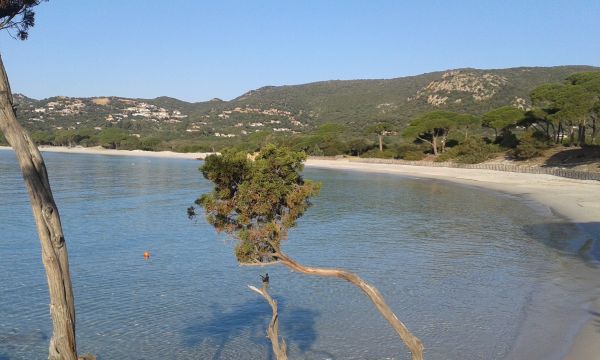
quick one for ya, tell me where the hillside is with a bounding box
[12,65,598,142]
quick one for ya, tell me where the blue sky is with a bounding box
[0,0,598,102]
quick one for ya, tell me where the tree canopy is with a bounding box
[367,122,393,151]
[482,106,526,137]
[402,111,477,155]
[197,144,320,264]
[530,72,600,144]
[195,145,424,359]
[0,0,45,39]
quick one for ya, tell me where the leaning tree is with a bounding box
[194,144,424,360]
[0,1,79,359]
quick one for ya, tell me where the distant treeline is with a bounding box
[3,71,599,164]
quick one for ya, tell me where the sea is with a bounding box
[0,149,598,359]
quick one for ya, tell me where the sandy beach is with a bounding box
[2,146,598,358]
[305,158,600,360]
[0,145,211,160]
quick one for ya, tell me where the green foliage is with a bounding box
[138,137,162,151]
[98,128,128,149]
[346,138,374,156]
[403,111,477,155]
[403,111,457,139]
[315,123,347,135]
[396,144,426,160]
[233,131,273,153]
[13,66,597,155]
[171,143,210,153]
[512,132,549,160]
[0,1,46,40]
[566,72,600,89]
[367,123,392,134]
[197,145,321,264]
[455,114,481,138]
[361,148,396,159]
[530,72,600,146]
[436,137,500,164]
[11,68,600,158]
[482,107,526,135]
[288,124,353,156]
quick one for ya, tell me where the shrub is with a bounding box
[513,142,542,160]
[139,137,162,151]
[396,144,426,160]
[512,132,550,160]
[361,148,396,159]
[401,151,426,161]
[436,137,500,164]
[497,130,519,148]
[171,143,212,153]
[307,145,324,156]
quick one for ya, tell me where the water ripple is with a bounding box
[0,151,598,359]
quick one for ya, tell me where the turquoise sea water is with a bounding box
[0,149,598,360]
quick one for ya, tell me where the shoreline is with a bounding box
[2,146,598,358]
[0,145,211,160]
[304,158,600,234]
[305,158,600,360]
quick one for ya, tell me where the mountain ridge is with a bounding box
[11,65,599,143]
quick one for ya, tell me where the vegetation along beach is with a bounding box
[1,1,599,359]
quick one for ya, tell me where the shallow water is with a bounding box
[0,150,598,360]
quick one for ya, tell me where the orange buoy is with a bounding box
[143,251,150,259]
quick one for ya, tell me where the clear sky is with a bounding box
[0,0,598,102]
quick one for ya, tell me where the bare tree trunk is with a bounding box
[578,124,585,146]
[568,125,575,145]
[591,115,597,144]
[274,251,424,360]
[432,136,438,156]
[440,129,449,153]
[248,283,287,360]
[0,54,78,360]
[378,134,383,152]
[548,122,555,143]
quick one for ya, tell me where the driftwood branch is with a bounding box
[248,284,288,360]
[0,53,78,360]
[274,251,424,360]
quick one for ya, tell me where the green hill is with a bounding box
[10,65,598,149]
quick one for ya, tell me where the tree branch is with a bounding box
[416,136,432,146]
[273,251,424,360]
[248,284,288,360]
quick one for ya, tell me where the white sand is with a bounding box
[306,158,600,360]
[0,145,212,160]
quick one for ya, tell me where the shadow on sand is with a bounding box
[542,146,600,170]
